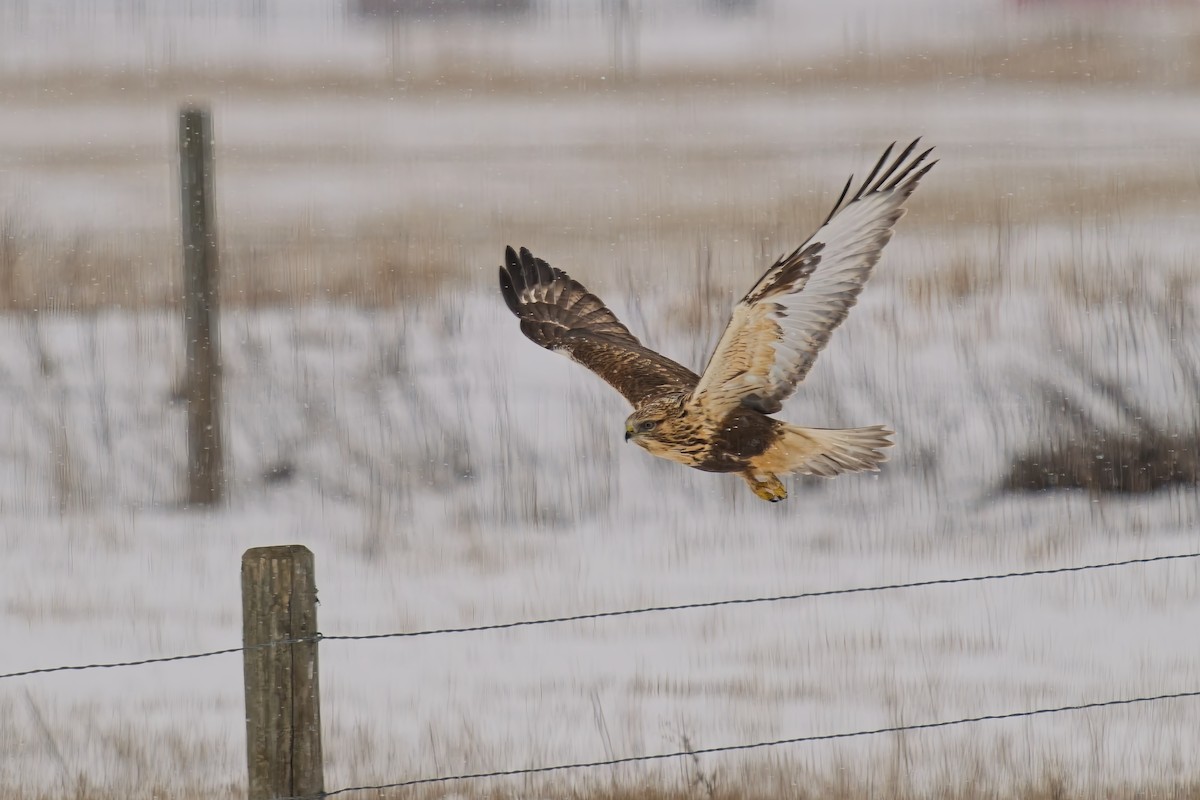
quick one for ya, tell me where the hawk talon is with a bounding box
[746,474,788,503]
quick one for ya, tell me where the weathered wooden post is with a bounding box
[178,106,224,506]
[242,546,324,800]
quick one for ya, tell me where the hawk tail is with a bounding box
[764,423,893,478]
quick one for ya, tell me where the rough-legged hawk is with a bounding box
[500,140,934,501]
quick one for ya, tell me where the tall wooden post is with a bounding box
[178,106,224,506]
[242,546,324,800]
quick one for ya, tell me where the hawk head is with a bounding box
[624,394,692,455]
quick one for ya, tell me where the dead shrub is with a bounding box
[1005,430,1199,494]
[1004,374,1200,494]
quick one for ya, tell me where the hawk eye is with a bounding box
[638,420,658,433]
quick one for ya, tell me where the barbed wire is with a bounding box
[312,688,1200,798]
[321,550,1200,643]
[4,551,1198,682]
[0,635,316,681]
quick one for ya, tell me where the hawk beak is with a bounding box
[624,430,632,442]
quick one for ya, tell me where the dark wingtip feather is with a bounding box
[501,245,564,315]
[822,174,855,227]
[515,245,556,288]
[886,146,936,191]
[499,265,521,316]
[504,245,527,293]
[819,139,935,229]
[853,141,895,202]
[897,159,938,197]
[533,254,554,285]
[518,246,540,288]
[870,138,921,193]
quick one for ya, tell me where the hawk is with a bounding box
[499,140,934,501]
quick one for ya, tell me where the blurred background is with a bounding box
[2,1,1200,798]
[2,0,1198,309]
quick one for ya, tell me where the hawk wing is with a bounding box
[499,246,699,407]
[688,139,936,417]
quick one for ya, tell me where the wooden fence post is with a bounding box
[242,546,324,800]
[178,106,224,506]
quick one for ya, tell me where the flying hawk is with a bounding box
[499,140,934,501]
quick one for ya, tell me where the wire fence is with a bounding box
[5,550,1197,681]
[310,688,1200,798]
[5,549,1200,798]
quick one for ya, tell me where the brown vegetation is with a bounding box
[1,158,1196,313]
[1006,429,1200,494]
[8,775,1200,800]
[1004,388,1200,495]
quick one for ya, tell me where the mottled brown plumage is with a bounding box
[498,248,697,406]
[499,140,935,501]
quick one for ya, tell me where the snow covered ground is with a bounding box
[3,1,1200,798]
[2,287,1199,796]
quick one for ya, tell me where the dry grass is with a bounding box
[1004,372,1200,494]
[1005,432,1200,494]
[6,774,1200,800]
[0,221,460,311]
[401,780,1200,800]
[2,158,1197,313]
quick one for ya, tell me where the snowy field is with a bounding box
[3,2,1200,798]
[3,296,1200,797]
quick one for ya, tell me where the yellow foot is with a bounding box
[744,473,787,502]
